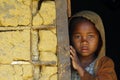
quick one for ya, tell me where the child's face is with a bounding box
[71,21,99,57]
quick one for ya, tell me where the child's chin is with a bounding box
[80,52,90,56]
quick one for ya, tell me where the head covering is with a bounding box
[69,10,106,73]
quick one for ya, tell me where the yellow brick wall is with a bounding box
[0,0,32,26]
[33,1,56,26]
[0,0,57,80]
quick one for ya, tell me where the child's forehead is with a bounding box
[69,16,100,35]
[71,16,95,25]
[73,22,98,33]
[75,21,96,29]
[78,18,95,25]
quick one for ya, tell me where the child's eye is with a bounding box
[87,35,95,39]
[73,35,81,39]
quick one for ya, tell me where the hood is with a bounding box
[69,10,106,59]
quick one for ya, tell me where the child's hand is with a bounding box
[70,46,81,70]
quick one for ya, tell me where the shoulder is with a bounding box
[96,57,117,80]
[100,56,113,61]
[98,56,115,67]
[100,56,114,63]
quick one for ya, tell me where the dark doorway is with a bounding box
[71,0,120,79]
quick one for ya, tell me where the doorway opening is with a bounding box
[71,0,120,79]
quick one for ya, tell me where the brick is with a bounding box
[40,66,57,80]
[22,0,32,6]
[0,64,33,80]
[22,64,33,80]
[14,75,22,80]
[0,65,14,80]
[14,65,22,76]
[33,1,56,26]
[50,74,57,80]
[39,52,57,62]
[0,30,30,64]
[38,30,57,53]
[50,28,56,34]
[33,13,43,26]
[0,0,32,26]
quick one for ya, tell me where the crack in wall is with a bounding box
[49,72,57,80]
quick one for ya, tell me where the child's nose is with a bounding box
[81,37,88,44]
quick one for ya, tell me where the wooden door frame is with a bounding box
[55,0,71,80]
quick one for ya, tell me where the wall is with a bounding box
[0,0,57,80]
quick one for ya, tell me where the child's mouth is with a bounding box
[81,46,89,52]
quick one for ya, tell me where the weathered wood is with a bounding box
[55,0,71,80]
[67,0,71,17]
[31,61,56,66]
[31,29,39,61]
[32,25,55,30]
[0,26,30,31]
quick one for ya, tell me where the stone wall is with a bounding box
[0,0,57,80]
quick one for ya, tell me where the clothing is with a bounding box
[72,60,96,80]
[72,56,117,80]
[80,56,117,80]
[69,10,117,80]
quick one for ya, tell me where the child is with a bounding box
[69,10,117,80]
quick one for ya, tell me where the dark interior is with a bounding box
[70,0,120,79]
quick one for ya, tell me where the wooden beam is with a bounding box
[55,0,71,80]
[0,26,30,31]
[67,0,71,17]
[31,25,55,30]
